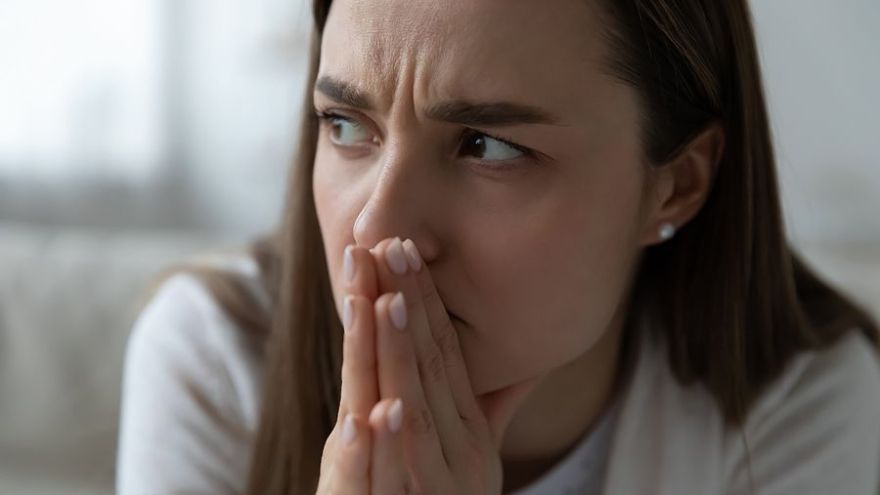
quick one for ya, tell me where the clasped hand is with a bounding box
[315,237,538,494]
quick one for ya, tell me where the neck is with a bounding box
[498,310,628,493]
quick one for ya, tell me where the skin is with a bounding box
[312,0,724,490]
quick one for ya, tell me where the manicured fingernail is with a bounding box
[402,239,422,272]
[389,292,407,330]
[369,401,384,424]
[344,245,355,283]
[342,413,356,445]
[388,399,403,433]
[385,237,408,275]
[343,295,354,332]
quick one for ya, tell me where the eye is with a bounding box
[459,130,528,162]
[315,111,375,147]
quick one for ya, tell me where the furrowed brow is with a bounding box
[425,100,562,127]
[315,75,373,109]
[315,75,563,127]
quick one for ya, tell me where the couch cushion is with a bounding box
[0,222,235,495]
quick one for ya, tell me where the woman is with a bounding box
[116,0,880,493]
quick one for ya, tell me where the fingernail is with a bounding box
[342,413,356,445]
[402,239,422,272]
[343,296,354,332]
[389,292,407,330]
[369,401,384,424]
[344,245,355,283]
[388,399,403,433]
[385,238,408,275]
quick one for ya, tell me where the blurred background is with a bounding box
[0,0,878,493]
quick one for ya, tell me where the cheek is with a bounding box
[492,229,634,361]
[313,155,342,232]
[312,154,360,305]
[460,159,644,387]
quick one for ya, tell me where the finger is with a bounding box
[403,239,484,429]
[344,243,379,300]
[371,238,469,458]
[337,294,378,423]
[374,291,451,485]
[336,244,380,423]
[411,255,537,447]
[326,413,371,494]
[368,397,410,494]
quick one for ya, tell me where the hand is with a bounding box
[316,237,539,494]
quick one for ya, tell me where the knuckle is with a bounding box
[421,285,443,311]
[457,410,482,433]
[405,293,420,314]
[420,347,447,384]
[434,323,461,358]
[404,404,435,438]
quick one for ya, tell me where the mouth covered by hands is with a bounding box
[315,236,539,494]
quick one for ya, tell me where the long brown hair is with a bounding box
[148,1,879,493]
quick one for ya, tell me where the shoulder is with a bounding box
[744,329,880,435]
[128,249,267,423]
[727,329,880,494]
[602,325,880,495]
[760,329,879,411]
[134,250,262,338]
[117,250,267,494]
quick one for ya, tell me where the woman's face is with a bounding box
[313,0,658,395]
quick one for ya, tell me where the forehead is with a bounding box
[319,0,617,119]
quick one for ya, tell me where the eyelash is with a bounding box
[313,109,535,170]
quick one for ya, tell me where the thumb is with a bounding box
[477,376,542,449]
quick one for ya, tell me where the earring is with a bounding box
[659,222,676,241]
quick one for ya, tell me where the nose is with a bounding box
[352,150,429,251]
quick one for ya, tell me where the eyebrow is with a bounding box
[315,75,563,127]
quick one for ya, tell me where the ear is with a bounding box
[639,121,725,246]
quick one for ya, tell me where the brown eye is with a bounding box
[460,130,526,161]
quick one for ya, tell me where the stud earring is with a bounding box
[659,222,676,242]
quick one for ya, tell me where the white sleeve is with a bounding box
[727,331,880,495]
[116,274,253,495]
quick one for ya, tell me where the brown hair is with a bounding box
[146,1,878,493]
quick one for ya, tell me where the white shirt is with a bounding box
[509,394,620,495]
[116,254,880,494]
